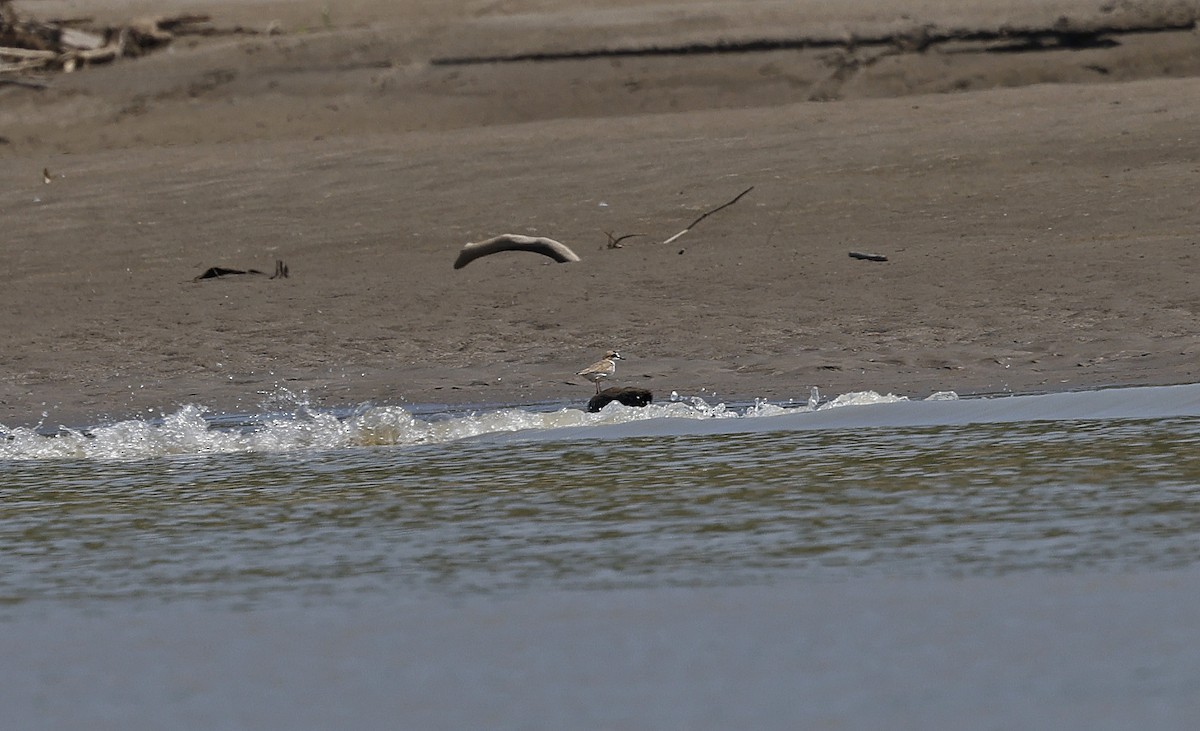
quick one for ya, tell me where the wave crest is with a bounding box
[0,390,917,461]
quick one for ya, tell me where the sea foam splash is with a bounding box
[0,390,933,461]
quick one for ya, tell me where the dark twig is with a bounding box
[605,231,644,249]
[662,185,754,245]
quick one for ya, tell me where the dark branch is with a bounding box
[663,185,755,245]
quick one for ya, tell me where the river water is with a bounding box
[3,384,1200,729]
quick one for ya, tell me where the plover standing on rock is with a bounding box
[577,350,623,393]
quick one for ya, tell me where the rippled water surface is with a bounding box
[4,388,1200,610]
[6,385,1200,730]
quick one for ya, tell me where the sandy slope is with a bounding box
[1,0,1198,427]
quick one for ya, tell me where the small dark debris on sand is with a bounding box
[588,386,653,412]
[194,260,288,281]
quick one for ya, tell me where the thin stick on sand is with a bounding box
[662,185,754,246]
[605,231,644,249]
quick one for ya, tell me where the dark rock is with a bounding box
[587,386,653,412]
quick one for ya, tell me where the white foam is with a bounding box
[0,391,917,462]
[6,381,1198,461]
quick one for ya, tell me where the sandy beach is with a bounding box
[2,0,1199,428]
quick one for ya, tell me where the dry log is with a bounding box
[0,59,49,74]
[0,46,57,60]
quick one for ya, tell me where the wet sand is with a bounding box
[2,0,1199,427]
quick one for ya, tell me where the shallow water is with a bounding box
[2,385,1199,608]
[4,384,1200,728]
[4,410,1200,608]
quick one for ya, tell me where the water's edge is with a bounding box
[5,382,1200,460]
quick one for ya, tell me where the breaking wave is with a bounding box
[0,390,922,461]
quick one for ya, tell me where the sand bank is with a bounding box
[1,0,1198,427]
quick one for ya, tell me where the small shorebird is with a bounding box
[577,350,623,393]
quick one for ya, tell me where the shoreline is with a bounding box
[7,375,1199,433]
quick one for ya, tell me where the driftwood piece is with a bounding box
[453,234,581,269]
[587,386,653,413]
[0,46,56,60]
[662,185,754,246]
[59,27,104,50]
[0,4,256,77]
[849,251,888,262]
[195,266,257,280]
[0,59,48,74]
[194,260,289,281]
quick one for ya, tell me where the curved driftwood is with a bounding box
[453,234,581,269]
